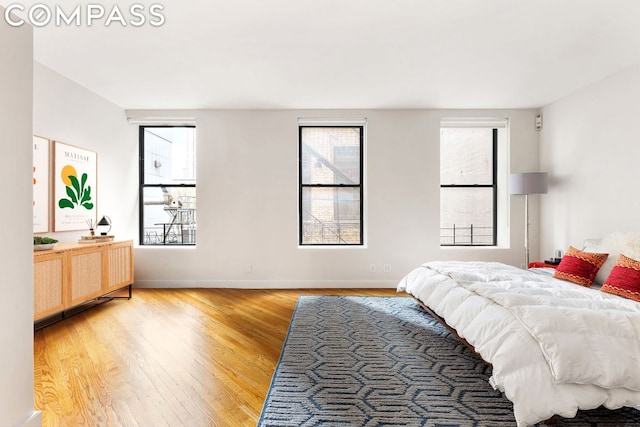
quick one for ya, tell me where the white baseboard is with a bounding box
[22,411,42,427]
[133,279,399,289]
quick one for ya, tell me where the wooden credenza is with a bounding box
[33,240,134,321]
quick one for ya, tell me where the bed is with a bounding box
[397,233,640,427]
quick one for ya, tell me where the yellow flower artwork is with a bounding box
[58,164,94,210]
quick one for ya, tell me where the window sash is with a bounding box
[440,128,498,246]
[299,125,364,246]
[139,125,196,246]
[300,186,362,245]
[140,184,196,245]
[440,127,494,186]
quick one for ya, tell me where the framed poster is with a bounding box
[33,135,50,233]
[53,141,97,232]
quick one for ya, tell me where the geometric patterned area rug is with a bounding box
[258,296,640,427]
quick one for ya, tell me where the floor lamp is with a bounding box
[509,172,548,268]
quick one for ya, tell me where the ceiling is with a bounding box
[5,0,640,110]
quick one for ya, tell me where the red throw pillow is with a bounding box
[553,246,608,287]
[601,254,640,302]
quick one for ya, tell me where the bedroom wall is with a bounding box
[30,65,541,289]
[539,63,640,256]
[129,108,541,288]
[29,65,543,290]
[0,8,41,427]
[33,63,138,242]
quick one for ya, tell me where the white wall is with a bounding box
[539,63,640,255]
[34,63,138,242]
[0,8,41,427]
[31,68,541,289]
[32,65,542,288]
[129,108,540,288]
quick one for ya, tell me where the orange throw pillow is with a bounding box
[601,254,640,302]
[553,246,608,287]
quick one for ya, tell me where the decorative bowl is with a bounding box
[33,236,58,251]
[34,243,56,251]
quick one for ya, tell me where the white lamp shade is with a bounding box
[508,172,548,195]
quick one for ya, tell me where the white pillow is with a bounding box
[586,232,640,284]
[582,239,602,253]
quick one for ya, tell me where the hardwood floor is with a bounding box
[34,288,399,427]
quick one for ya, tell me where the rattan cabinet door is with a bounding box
[106,241,134,293]
[68,246,106,307]
[34,251,66,320]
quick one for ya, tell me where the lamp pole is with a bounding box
[509,172,548,269]
[524,193,530,268]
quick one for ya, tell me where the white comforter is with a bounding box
[398,261,640,426]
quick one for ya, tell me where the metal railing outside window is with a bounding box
[440,225,494,246]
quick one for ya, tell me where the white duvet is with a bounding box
[397,261,640,426]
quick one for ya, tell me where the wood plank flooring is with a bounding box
[34,288,399,427]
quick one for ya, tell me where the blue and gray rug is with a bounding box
[258,296,640,426]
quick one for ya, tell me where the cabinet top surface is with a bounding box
[34,240,133,256]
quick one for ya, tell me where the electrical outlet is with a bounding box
[383,264,391,273]
[369,264,376,273]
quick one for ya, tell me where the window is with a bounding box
[440,123,499,246]
[299,125,363,245]
[139,126,196,245]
